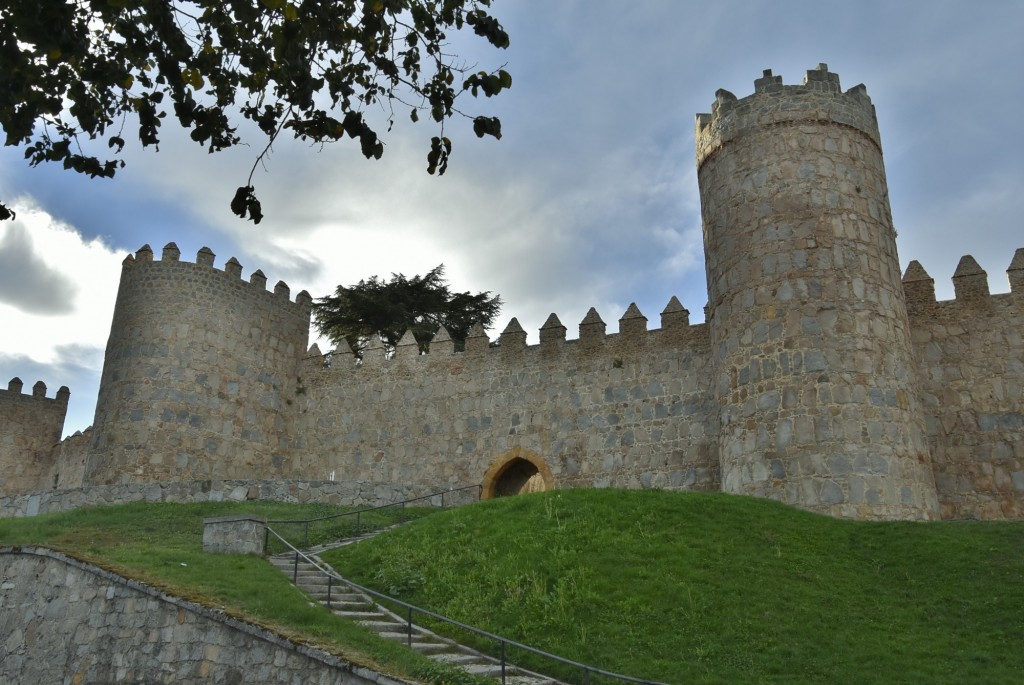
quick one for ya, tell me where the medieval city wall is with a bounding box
[0,547,407,685]
[904,252,1024,519]
[84,244,312,485]
[297,305,721,496]
[0,379,68,495]
[1,66,1022,522]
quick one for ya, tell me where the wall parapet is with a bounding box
[315,298,710,377]
[902,250,1024,314]
[696,63,881,169]
[122,243,312,313]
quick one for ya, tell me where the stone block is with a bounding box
[202,515,267,555]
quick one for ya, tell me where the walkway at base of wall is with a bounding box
[0,479,478,518]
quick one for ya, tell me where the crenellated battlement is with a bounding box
[902,249,1024,314]
[121,243,312,313]
[696,63,880,169]
[1,377,70,404]
[310,298,711,378]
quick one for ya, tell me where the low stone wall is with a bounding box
[0,479,481,518]
[0,546,411,685]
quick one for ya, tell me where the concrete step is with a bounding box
[355,620,410,632]
[333,610,388,621]
[429,653,491,665]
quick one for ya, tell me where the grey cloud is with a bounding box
[0,223,77,314]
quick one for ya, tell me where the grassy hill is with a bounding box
[322,489,1024,685]
[2,491,1023,685]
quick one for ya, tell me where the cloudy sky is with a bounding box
[1,0,1022,436]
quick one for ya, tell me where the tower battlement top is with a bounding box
[695,64,879,168]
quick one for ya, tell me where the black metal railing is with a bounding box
[265,526,668,685]
[264,484,482,553]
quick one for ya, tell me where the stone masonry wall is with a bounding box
[85,244,312,485]
[296,306,720,496]
[904,253,1024,519]
[0,379,68,496]
[0,547,411,685]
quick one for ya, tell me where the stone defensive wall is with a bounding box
[0,478,473,518]
[902,251,1024,519]
[0,546,411,684]
[296,299,722,499]
[83,243,313,486]
[0,378,68,496]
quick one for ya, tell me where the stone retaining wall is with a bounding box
[0,546,412,685]
[0,479,478,518]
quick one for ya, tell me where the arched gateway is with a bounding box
[481,448,554,499]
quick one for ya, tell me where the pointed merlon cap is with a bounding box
[539,313,567,346]
[362,333,386,366]
[952,255,990,301]
[196,246,215,267]
[32,380,46,397]
[619,302,647,338]
[334,338,356,357]
[499,317,527,350]
[432,325,453,344]
[295,290,312,308]
[430,324,455,355]
[901,260,936,308]
[902,260,932,283]
[501,317,525,335]
[953,255,985,278]
[660,296,690,329]
[136,244,153,262]
[307,342,323,357]
[579,307,606,347]
[225,256,242,278]
[620,303,646,322]
[580,307,605,326]
[7,377,23,393]
[465,321,490,354]
[1008,247,1024,294]
[395,329,420,359]
[162,242,180,262]
[56,386,70,403]
[250,269,267,289]
[122,253,136,268]
[274,280,290,298]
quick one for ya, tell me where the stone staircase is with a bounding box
[269,540,564,685]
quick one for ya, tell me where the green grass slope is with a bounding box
[321,489,1024,685]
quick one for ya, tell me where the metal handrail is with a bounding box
[265,527,669,685]
[265,484,483,550]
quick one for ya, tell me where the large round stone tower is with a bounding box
[696,64,939,519]
[84,243,312,485]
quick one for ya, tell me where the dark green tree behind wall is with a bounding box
[313,264,501,357]
[0,0,510,223]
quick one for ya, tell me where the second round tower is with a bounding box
[696,64,939,519]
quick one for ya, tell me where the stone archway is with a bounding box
[482,448,554,499]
